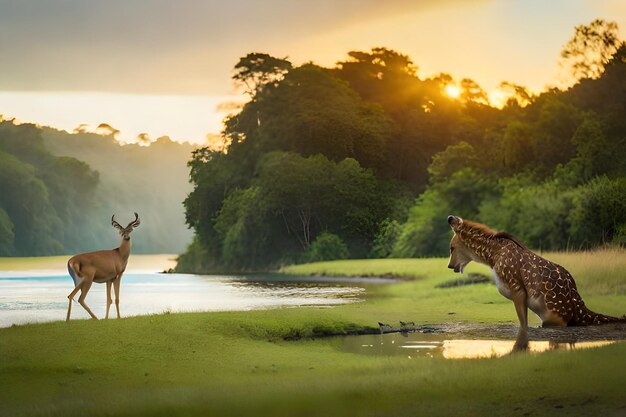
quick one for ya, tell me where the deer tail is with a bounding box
[67,260,81,288]
[571,304,626,326]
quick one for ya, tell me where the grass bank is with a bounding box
[1,250,625,416]
[280,248,626,295]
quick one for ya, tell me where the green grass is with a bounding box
[281,257,448,279]
[544,248,626,295]
[1,251,625,416]
[281,248,626,295]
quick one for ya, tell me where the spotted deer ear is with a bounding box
[447,215,463,231]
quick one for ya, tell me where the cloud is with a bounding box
[0,0,486,94]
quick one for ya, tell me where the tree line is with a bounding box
[0,121,195,255]
[178,19,625,272]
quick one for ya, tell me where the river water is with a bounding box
[0,271,366,327]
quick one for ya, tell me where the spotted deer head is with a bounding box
[447,215,473,273]
[111,212,140,241]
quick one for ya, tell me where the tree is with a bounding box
[181,32,626,270]
[136,133,150,146]
[478,177,576,250]
[499,82,533,107]
[369,219,401,258]
[560,19,621,82]
[428,142,478,183]
[182,150,398,269]
[0,149,62,255]
[73,124,90,134]
[255,152,332,250]
[214,187,269,269]
[564,44,626,176]
[569,177,626,247]
[255,152,385,253]
[436,168,497,219]
[233,53,292,97]
[0,122,104,255]
[337,47,417,92]
[460,78,488,105]
[500,121,536,174]
[0,207,14,255]
[184,148,249,253]
[228,64,392,171]
[392,189,451,257]
[571,113,613,179]
[96,123,120,138]
[534,95,582,172]
[335,49,475,187]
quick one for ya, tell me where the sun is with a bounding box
[445,84,461,99]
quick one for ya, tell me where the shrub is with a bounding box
[478,177,576,250]
[391,189,451,257]
[569,176,626,247]
[369,219,401,258]
[305,232,350,262]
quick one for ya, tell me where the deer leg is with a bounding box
[105,280,113,319]
[78,277,98,320]
[66,281,84,322]
[511,290,529,352]
[113,275,122,319]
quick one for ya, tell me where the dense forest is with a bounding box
[178,19,626,272]
[0,121,195,255]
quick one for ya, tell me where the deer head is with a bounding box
[447,215,472,273]
[112,212,140,241]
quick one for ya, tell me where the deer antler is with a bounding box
[111,215,124,231]
[128,212,141,229]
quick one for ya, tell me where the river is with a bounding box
[0,256,366,327]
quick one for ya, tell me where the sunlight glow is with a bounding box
[442,340,615,359]
[0,92,241,145]
[445,84,461,99]
[488,89,509,108]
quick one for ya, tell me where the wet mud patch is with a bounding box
[409,322,626,342]
[341,322,626,359]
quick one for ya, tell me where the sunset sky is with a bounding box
[0,0,624,144]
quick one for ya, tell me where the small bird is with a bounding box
[378,322,393,334]
[400,321,415,327]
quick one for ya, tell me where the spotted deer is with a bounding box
[447,215,625,337]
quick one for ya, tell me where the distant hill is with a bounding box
[41,128,196,254]
[0,119,196,255]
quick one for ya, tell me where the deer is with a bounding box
[446,215,625,350]
[66,213,140,321]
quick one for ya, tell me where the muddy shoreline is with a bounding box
[376,322,626,342]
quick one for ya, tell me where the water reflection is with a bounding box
[342,332,616,359]
[0,273,366,327]
[441,339,614,358]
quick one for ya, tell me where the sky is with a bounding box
[0,0,624,144]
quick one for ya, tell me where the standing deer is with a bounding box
[66,213,140,321]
